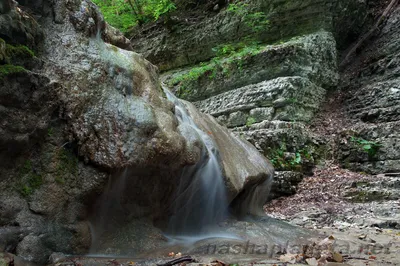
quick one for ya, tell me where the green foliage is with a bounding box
[268,143,314,171]
[0,39,33,80]
[93,0,136,33]
[146,0,176,21]
[5,43,35,58]
[212,43,237,57]
[170,43,263,97]
[92,0,176,33]
[269,143,286,169]
[17,160,43,197]
[246,117,256,127]
[55,148,78,184]
[227,1,269,33]
[0,64,26,79]
[47,127,54,137]
[350,136,382,158]
[0,38,35,62]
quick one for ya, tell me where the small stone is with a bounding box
[306,257,318,266]
[49,252,66,264]
[358,234,367,240]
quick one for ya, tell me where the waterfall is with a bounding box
[163,88,230,237]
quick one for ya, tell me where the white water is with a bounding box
[164,88,230,237]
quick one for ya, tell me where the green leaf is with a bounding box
[363,144,372,150]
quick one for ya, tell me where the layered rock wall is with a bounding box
[132,0,367,71]
[338,5,400,174]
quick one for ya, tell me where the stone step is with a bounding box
[194,76,326,127]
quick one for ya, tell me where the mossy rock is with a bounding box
[5,43,35,58]
[16,160,43,197]
[0,38,35,60]
[55,148,79,184]
[346,190,391,203]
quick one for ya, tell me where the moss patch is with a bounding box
[17,160,43,197]
[5,43,35,58]
[0,38,35,62]
[55,148,78,184]
[169,43,263,98]
[0,64,26,79]
[346,190,391,203]
[0,38,34,80]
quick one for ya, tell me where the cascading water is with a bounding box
[163,88,230,237]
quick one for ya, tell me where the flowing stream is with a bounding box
[163,88,230,237]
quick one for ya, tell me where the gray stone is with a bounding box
[269,171,304,200]
[338,122,400,174]
[194,77,326,123]
[0,0,12,14]
[49,252,66,264]
[344,178,400,202]
[347,79,400,123]
[227,111,247,127]
[234,121,329,174]
[0,195,25,226]
[16,235,51,264]
[249,107,274,123]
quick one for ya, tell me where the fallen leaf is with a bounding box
[332,252,343,263]
[175,252,182,258]
[358,234,367,240]
[168,252,175,257]
[279,253,297,264]
[369,256,377,260]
